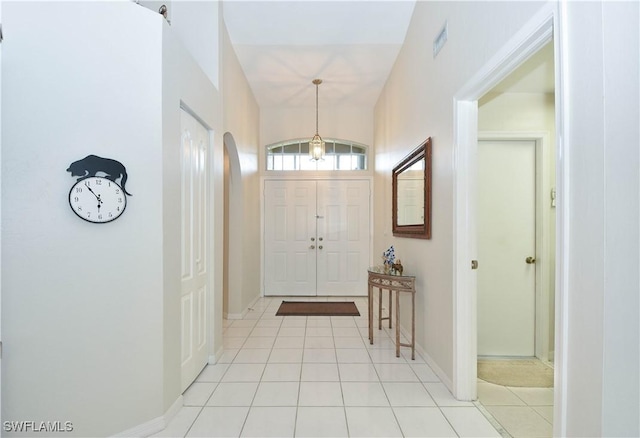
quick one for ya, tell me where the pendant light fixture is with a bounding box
[309,78,325,161]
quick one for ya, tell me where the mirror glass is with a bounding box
[392,137,431,239]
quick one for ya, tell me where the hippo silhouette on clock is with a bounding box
[66,155,132,196]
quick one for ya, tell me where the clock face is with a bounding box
[68,176,127,223]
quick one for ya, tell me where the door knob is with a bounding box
[309,245,315,250]
[526,256,536,264]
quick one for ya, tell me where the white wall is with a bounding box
[375,0,639,435]
[171,1,220,88]
[561,1,639,436]
[1,1,222,435]
[2,2,164,435]
[374,0,547,386]
[221,21,261,317]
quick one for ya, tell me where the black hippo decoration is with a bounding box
[66,155,132,196]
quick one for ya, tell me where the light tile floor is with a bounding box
[155,297,505,438]
[477,380,554,438]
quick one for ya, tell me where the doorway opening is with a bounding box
[452,7,566,435]
[474,41,557,432]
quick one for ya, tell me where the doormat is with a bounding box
[275,301,360,316]
[478,359,554,388]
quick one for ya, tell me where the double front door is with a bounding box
[264,180,370,296]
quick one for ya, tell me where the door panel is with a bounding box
[264,180,370,296]
[264,180,317,296]
[180,108,209,391]
[316,180,370,296]
[478,140,536,356]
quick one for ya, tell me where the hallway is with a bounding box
[155,297,502,437]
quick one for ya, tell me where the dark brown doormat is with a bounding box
[276,301,360,316]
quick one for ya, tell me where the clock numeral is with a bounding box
[117,198,123,203]
[98,214,103,220]
[115,189,120,194]
[117,206,121,211]
[77,206,83,211]
[75,188,83,193]
[108,212,113,218]
[95,179,102,185]
[87,212,91,218]
[74,196,79,202]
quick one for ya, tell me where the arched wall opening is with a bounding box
[222,132,244,318]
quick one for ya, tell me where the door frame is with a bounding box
[260,175,374,297]
[478,132,553,362]
[452,3,569,435]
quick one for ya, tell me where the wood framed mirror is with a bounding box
[392,137,432,239]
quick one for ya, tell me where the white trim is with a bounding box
[452,0,564,414]
[553,2,570,436]
[111,395,183,438]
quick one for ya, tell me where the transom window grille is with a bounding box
[266,139,368,171]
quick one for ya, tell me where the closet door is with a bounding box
[264,180,317,296]
[316,180,370,296]
[180,108,209,391]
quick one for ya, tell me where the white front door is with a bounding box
[477,140,536,356]
[316,180,370,295]
[264,180,370,296]
[264,180,318,296]
[180,109,209,391]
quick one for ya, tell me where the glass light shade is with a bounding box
[309,134,325,161]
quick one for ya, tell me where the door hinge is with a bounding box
[0,341,3,359]
[471,260,479,270]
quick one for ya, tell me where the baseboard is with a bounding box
[398,323,455,393]
[226,295,262,320]
[111,395,183,438]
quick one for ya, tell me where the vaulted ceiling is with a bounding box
[222,1,417,108]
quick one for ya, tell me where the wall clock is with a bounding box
[66,155,132,224]
[68,176,127,223]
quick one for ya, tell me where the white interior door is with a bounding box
[477,140,536,356]
[264,180,317,296]
[316,180,370,295]
[264,180,370,296]
[180,109,209,391]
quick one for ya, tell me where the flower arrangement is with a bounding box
[382,245,395,267]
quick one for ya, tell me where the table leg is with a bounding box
[378,288,382,330]
[411,291,415,360]
[368,284,373,344]
[395,290,401,358]
[388,289,393,328]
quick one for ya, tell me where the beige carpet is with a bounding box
[478,359,554,388]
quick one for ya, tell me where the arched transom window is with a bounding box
[266,139,368,171]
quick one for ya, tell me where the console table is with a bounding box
[367,266,416,359]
